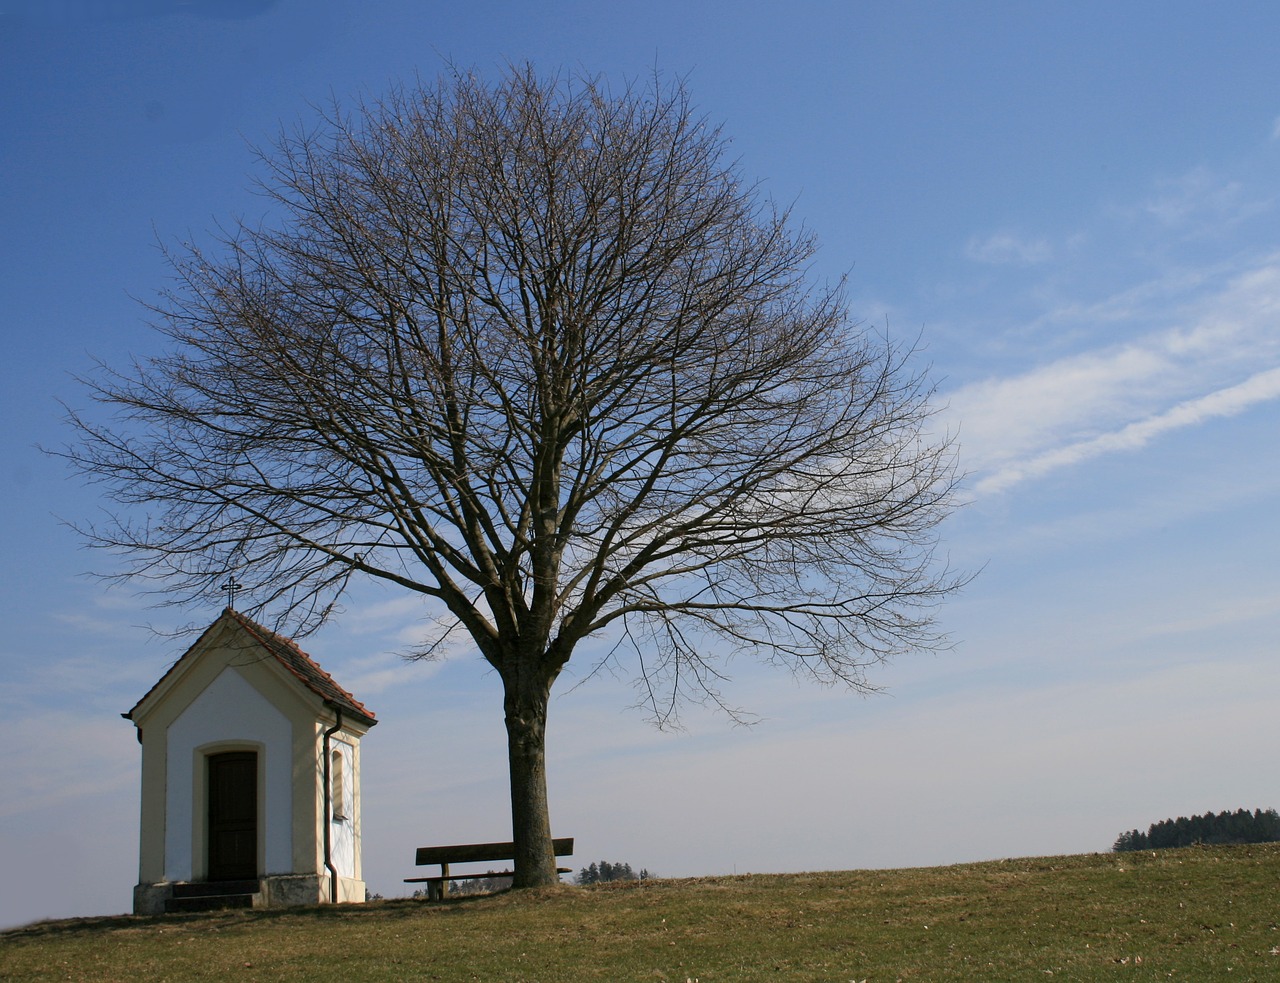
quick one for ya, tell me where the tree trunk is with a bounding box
[504,673,559,887]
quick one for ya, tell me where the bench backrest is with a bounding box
[415,837,574,866]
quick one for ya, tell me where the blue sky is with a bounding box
[3,0,1280,928]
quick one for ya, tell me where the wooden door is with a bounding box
[207,751,258,881]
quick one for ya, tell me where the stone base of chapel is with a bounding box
[133,874,368,914]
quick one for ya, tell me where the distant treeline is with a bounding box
[1113,808,1280,852]
[577,861,651,884]
[405,860,654,897]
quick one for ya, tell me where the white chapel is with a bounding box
[123,607,377,914]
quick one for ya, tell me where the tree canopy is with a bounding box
[65,65,962,885]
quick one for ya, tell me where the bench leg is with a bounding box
[429,862,450,901]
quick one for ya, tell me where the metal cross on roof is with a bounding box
[222,575,243,610]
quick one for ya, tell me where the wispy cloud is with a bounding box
[963,230,1053,266]
[0,712,135,819]
[337,649,447,696]
[1139,165,1274,242]
[339,592,429,633]
[976,365,1280,494]
[950,252,1280,495]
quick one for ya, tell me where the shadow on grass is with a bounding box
[0,892,505,942]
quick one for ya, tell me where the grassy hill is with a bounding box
[3,844,1278,981]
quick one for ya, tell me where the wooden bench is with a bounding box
[405,837,575,899]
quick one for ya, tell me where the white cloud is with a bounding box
[952,344,1170,469]
[949,252,1280,494]
[1141,165,1272,235]
[0,712,136,820]
[963,230,1053,266]
[1141,588,1280,640]
[976,365,1280,494]
[339,592,429,632]
[337,650,446,696]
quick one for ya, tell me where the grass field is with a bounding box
[3,844,1278,981]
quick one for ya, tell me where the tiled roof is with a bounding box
[124,608,377,726]
[225,608,377,725]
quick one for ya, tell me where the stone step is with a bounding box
[165,880,261,913]
[170,880,260,899]
[165,892,256,913]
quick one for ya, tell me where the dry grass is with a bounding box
[4,844,1279,981]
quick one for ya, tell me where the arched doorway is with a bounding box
[207,750,258,881]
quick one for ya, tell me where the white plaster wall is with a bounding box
[164,667,293,881]
[330,739,355,879]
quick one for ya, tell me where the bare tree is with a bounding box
[64,66,962,887]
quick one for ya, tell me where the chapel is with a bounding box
[123,607,377,913]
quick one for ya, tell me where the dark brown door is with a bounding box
[207,751,258,881]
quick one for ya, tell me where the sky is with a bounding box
[2,0,1279,929]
